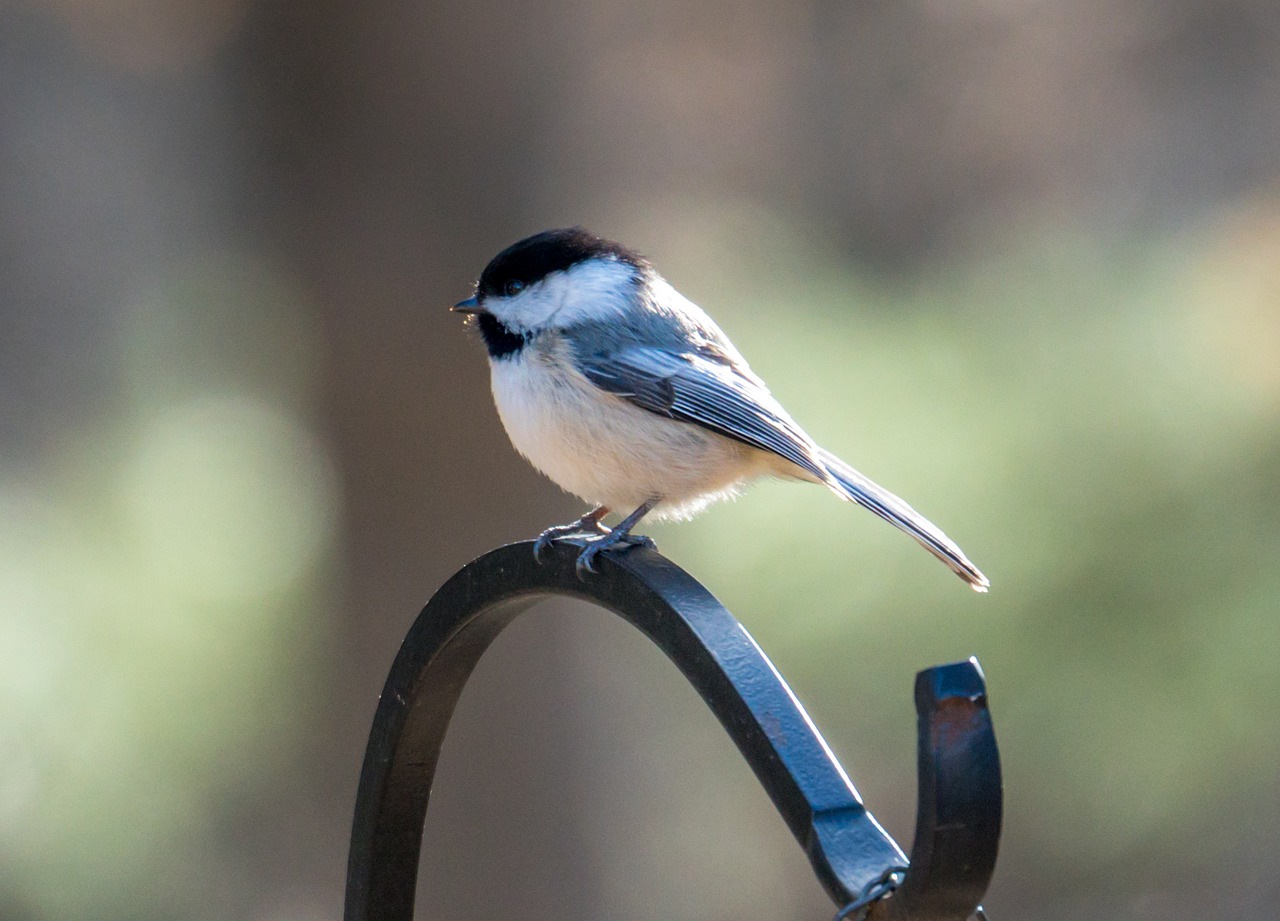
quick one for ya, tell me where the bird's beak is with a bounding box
[451,296,481,314]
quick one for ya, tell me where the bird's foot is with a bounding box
[533,500,658,577]
[533,509,611,562]
[574,530,656,578]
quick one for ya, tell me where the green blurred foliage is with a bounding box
[0,251,338,920]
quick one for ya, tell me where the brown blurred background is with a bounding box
[3,1,1280,919]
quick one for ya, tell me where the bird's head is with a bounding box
[453,227,648,356]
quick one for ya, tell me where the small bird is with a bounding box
[453,227,989,590]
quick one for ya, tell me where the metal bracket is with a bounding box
[344,541,1001,920]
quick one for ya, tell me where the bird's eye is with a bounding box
[504,279,525,297]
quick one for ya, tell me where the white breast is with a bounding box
[488,340,775,519]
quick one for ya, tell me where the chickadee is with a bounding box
[453,227,989,591]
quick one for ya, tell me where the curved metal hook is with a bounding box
[874,662,1002,920]
[344,541,1000,921]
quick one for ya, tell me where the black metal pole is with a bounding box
[344,540,1000,921]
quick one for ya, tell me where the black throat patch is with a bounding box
[476,312,529,359]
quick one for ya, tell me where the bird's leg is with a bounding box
[533,505,612,561]
[575,500,657,577]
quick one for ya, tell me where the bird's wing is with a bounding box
[575,343,829,482]
[575,340,990,591]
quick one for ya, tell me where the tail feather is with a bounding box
[816,449,989,592]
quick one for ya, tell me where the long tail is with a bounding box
[816,449,990,592]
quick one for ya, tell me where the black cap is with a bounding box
[477,227,646,300]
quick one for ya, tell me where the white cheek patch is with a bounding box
[485,283,560,330]
[545,259,638,326]
[487,258,639,331]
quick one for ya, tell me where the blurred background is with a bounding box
[2,0,1279,919]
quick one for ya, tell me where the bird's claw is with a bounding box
[533,516,611,562]
[533,501,657,577]
[573,532,656,579]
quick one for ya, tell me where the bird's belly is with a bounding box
[490,357,764,516]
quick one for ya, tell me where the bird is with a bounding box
[452,227,988,590]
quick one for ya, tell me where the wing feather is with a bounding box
[575,344,827,481]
